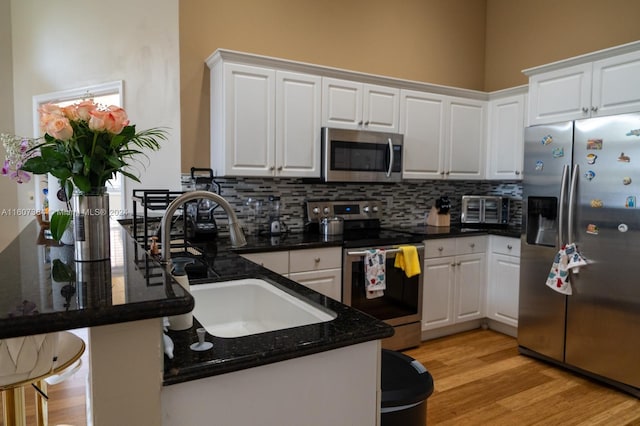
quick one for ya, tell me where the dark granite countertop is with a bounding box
[162,235,394,386]
[0,220,193,340]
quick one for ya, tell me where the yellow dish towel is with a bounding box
[394,245,421,278]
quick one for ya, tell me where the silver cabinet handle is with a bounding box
[358,120,363,125]
[364,121,370,125]
[451,262,456,267]
[440,171,446,176]
[438,247,444,252]
[582,107,589,113]
[456,262,461,266]
[269,166,275,171]
[314,257,321,263]
[515,170,520,175]
[445,171,450,175]
[470,243,475,248]
[507,244,513,250]
[591,106,598,113]
[277,166,283,171]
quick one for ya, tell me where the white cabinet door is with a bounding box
[240,251,289,275]
[422,256,455,330]
[454,253,485,322]
[275,71,322,177]
[527,63,592,126]
[322,78,363,130]
[487,253,520,327]
[288,268,342,301]
[446,97,486,180]
[592,49,640,117]
[486,94,525,180]
[322,78,399,132]
[221,63,275,176]
[400,89,446,179]
[363,84,400,132]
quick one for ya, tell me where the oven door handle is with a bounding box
[386,138,394,178]
[346,245,425,257]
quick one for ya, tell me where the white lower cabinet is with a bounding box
[422,236,486,331]
[240,247,342,301]
[486,236,521,328]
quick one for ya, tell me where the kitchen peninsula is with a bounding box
[0,219,394,425]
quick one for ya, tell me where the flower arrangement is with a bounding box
[2,100,167,195]
[2,100,167,241]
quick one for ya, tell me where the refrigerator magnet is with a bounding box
[618,152,631,162]
[552,147,564,158]
[535,160,544,171]
[587,139,603,149]
[618,224,629,232]
[584,170,596,181]
[626,196,636,208]
[625,129,640,136]
[590,199,603,208]
[586,224,599,235]
[541,135,553,145]
[586,153,597,164]
[623,177,632,185]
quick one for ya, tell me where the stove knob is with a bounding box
[363,206,370,213]
[312,207,320,215]
[372,206,379,213]
[323,207,330,215]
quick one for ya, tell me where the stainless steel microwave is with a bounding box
[321,127,403,182]
[461,195,510,225]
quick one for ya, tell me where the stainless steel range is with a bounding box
[306,200,424,350]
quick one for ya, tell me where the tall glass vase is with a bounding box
[72,187,110,262]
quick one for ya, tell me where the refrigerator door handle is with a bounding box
[558,164,570,248]
[567,164,579,244]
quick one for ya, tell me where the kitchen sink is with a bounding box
[190,278,336,338]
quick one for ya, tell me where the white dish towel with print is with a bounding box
[546,243,587,295]
[365,249,386,299]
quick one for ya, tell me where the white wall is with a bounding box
[10,0,181,220]
[0,0,19,251]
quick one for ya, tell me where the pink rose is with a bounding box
[106,106,129,134]
[45,116,73,140]
[39,104,64,117]
[89,107,129,134]
[75,100,97,122]
[63,105,80,121]
[88,110,108,132]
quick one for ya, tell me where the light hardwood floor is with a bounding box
[3,328,639,425]
[404,329,640,425]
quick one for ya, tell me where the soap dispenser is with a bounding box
[168,257,195,331]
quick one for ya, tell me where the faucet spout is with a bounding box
[160,190,247,264]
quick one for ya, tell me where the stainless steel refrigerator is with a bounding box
[519,113,640,397]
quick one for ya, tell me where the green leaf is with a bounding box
[21,157,50,174]
[73,175,91,193]
[52,259,75,282]
[120,169,140,182]
[50,211,72,242]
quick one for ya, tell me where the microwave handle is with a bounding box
[386,138,394,178]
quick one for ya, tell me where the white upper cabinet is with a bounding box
[400,90,446,179]
[486,92,525,180]
[209,60,321,177]
[400,90,486,180]
[446,97,486,180]
[213,63,275,177]
[275,71,322,177]
[322,78,400,132]
[526,44,640,125]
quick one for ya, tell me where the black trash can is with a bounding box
[381,349,434,426]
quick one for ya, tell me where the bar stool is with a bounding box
[1,331,85,426]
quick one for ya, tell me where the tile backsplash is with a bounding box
[187,176,522,234]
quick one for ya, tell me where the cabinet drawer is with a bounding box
[455,236,486,255]
[425,239,456,258]
[240,251,289,275]
[289,247,342,273]
[491,236,521,256]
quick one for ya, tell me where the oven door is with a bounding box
[342,244,424,326]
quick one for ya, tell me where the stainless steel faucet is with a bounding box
[160,190,247,264]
